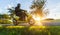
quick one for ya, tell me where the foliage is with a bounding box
[0,14,12,24]
[3,14,11,19]
[0,14,11,19]
[0,19,12,24]
[30,0,49,18]
[8,7,15,14]
[31,0,46,9]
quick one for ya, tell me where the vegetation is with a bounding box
[0,0,60,35]
[0,14,11,19]
[0,14,12,24]
[0,26,60,35]
[0,19,12,24]
[30,0,49,18]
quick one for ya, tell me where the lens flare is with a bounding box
[32,14,41,21]
[32,14,43,26]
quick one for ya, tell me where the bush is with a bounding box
[0,19,12,24]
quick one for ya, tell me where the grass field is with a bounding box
[0,26,60,35]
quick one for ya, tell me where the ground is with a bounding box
[0,19,60,26]
[0,20,60,35]
[0,26,60,35]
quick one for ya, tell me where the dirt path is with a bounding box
[0,22,60,26]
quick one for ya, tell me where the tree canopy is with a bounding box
[30,0,48,18]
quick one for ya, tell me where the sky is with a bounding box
[0,0,60,19]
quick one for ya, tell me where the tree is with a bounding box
[30,0,48,18]
[3,14,11,19]
[8,7,15,17]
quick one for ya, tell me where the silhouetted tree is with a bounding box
[30,0,48,18]
[8,7,15,19]
[2,14,10,19]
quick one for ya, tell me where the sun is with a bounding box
[32,14,43,26]
[32,14,42,21]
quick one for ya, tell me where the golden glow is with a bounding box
[32,14,43,25]
[29,26,46,30]
[32,14,41,21]
[6,26,24,28]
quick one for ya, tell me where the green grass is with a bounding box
[0,26,60,35]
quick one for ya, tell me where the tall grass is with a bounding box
[0,26,60,35]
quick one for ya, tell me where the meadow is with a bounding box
[0,26,60,35]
